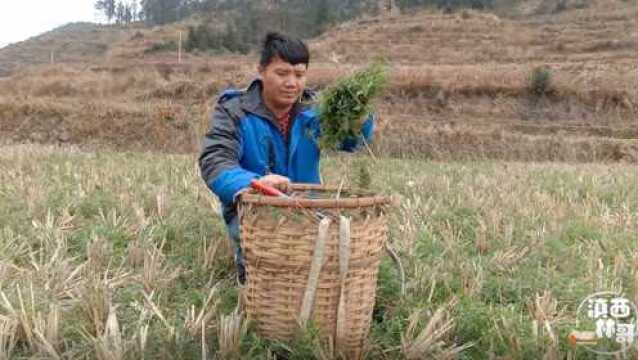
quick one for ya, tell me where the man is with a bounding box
[199,32,374,284]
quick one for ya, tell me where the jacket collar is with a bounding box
[240,78,315,126]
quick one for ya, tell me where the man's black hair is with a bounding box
[259,32,310,68]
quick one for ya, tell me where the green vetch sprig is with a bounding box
[318,60,388,150]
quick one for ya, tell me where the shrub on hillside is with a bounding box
[144,40,177,53]
[529,66,553,97]
[398,0,495,11]
[185,24,250,54]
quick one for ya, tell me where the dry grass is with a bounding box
[0,144,229,358]
[218,310,246,359]
[142,242,182,293]
[1,144,638,356]
[401,298,473,359]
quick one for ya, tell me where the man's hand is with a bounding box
[234,174,290,202]
[259,174,291,191]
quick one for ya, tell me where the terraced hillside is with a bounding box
[0,2,637,162]
[310,1,638,161]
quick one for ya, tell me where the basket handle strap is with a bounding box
[335,215,351,352]
[299,217,332,326]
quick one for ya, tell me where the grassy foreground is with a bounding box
[0,144,637,359]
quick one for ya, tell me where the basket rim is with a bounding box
[239,183,392,208]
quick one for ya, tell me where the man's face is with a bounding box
[259,56,307,109]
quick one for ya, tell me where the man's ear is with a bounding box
[257,64,265,76]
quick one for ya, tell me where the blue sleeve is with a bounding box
[207,166,260,206]
[339,112,376,152]
[200,93,260,207]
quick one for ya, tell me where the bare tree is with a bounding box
[95,0,117,23]
[131,0,139,21]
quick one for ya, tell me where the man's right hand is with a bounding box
[259,174,291,190]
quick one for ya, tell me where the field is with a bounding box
[2,0,638,357]
[1,144,637,358]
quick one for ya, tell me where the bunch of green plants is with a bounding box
[318,60,388,150]
[529,65,553,97]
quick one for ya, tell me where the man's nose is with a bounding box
[284,76,296,87]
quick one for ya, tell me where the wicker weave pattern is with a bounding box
[239,193,389,359]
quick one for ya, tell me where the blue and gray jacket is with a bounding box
[199,78,375,224]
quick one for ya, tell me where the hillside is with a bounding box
[0,23,137,77]
[313,2,638,67]
[0,2,637,161]
[309,1,638,160]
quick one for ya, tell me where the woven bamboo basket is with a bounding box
[238,183,391,359]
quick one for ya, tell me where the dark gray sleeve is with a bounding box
[198,103,242,184]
